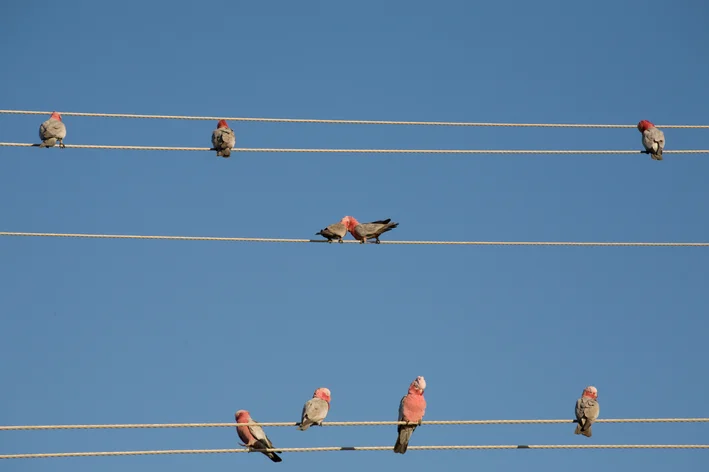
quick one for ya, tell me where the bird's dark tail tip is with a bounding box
[268,452,283,462]
[393,441,407,454]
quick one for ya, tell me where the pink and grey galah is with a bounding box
[316,218,349,243]
[235,410,283,462]
[211,119,236,158]
[344,216,399,244]
[394,376,427,454]
[637,120,665,161]
[298,387,331,431]
[38,112,67,148]
[574,386,600,438]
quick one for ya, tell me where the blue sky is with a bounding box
[1,1,708,471]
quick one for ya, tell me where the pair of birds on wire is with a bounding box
[233,379,600,463]
[316,215,399,244]
[36,113,666,161]
[235,377,426,463]
[34,113,237,156]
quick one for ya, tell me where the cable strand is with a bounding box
[1,142,707,154]
[1,110,708,128]
[0,232,707,247]
[2,444,708,459]
[2,418,708,430]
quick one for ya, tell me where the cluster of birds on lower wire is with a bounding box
[37,113,667,161]
[235,377,600,463]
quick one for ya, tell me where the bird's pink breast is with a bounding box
[236,424,255,445]
[402,394,426,422]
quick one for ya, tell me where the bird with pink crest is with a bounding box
[574,385,600,437]
[38,111,66,148]
[637,120,666,161]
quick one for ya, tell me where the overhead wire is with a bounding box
[2,417,708,431]
[0,231,707,247]
[3,444,709,459]
[0,142,707,154]
[1,109,708,128]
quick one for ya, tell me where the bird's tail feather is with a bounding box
[394,426,414,454]
[298,420,312,431]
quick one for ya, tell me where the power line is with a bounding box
[0,142,707,154]
[3,444,708,459]
[1,232,708,247]
[2,418,707,431]
[1,109,708,129]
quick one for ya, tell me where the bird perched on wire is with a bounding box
[345,216,399,244]
[394,376,427,454]
[298,387,331,430]
[637,120,665,161]
[38,112,66,148]
[316,218,349,243]
[211,119,236,158]
[574,386,600,438]
[235,410,283,462]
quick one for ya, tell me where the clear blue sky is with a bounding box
[1,1,708,471]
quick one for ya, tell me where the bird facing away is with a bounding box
[38,112,67,148]
[316,218,348,243]
[637,120,665,161]
[211,119,236,158]
[574,386,600,438]
[394,376,427,454]
[345,216,399,244]
[235,410,283,462]
[298,387,331,430]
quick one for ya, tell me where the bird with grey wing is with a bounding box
[211,119,236,158]
[298,387,331,430]
[344,216,399,244]
[394,376,427,454]
[235,410,283,462]
[574,386,600,438]
[316,217,348,243]
[38,112,67,148]
[637,120,665,161]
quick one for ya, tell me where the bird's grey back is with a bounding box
[645,127,665,145]
[328,222,346,236]
[576,397,599,420]
[39,119,66,140]
[212,127,235,145]
[355,222,391,238]
[304,397,329,421]
[247,419,272,447]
